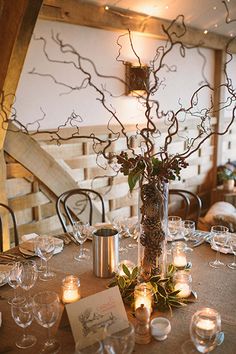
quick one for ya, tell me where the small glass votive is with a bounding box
[61,275,81,304]
[134,282,153,314]
[172,241,188,268]
[173,271,192,298]
[190,308,221,353]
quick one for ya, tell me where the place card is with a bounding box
[65,286,128,350]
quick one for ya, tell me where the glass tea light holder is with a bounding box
[61,275,81,304]
[172,241,188,269]
[190,308,221,353]
[174,271,192,298]
[134,282,153,314]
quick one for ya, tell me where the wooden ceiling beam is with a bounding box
[41,0,236,52]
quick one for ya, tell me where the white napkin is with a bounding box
[211,245,232,254]
[20,233,63,254]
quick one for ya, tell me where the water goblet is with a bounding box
[33,291,61,353]
[103,320,135,354]
[168,216,182,240]
[75,340,104,354]
[11,296,37,349]
[209,225,228,268]
[35,236,56,281]
[73,222,90,261]
[19,260,38,300]
[227,234,236,269]
[183,220,196,242]
[190,307,221,353]
[7,261,23,304]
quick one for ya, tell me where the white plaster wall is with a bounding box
[15,19,217,130]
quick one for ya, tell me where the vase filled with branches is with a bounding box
[2,3,235,299]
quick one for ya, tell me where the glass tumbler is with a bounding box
[190,307,221,353]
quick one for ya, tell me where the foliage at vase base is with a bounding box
[108,263,195,314]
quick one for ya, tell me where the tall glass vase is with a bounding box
[138,179,168,282]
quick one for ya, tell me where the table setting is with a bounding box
[0,222,235,354]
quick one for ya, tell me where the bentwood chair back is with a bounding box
[169,189,202,227]
[56,188,105,233]
[0,203,19,252]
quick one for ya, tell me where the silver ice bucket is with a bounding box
[92,228,119,278]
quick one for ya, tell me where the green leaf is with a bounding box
[131,266,139,280]
[118,276,126,289]
[122,264,131,278]
[128,169,141,191]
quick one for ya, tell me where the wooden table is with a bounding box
[0,237,236,354]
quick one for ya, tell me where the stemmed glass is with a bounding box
[183,220,196,242]
[35,236,56,281]
[73,222,90,261]
[103,321,135,354]
[209,225,229,268]
[168,216,182,240]
[75,340,104,354]
[227,234,236,269]
[33,291,61,353]
[19,260,38,300]
[11,296,37,349]
[7,261,23,304]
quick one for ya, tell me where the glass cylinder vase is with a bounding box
[138,179,168,281]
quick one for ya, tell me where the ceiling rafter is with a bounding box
[41,0,236,52]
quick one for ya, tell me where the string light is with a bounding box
[105,5,109,11]
[203,30,208,34]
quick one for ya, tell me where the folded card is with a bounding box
[65,286,128,350]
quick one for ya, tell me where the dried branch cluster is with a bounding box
[1,12,235,191]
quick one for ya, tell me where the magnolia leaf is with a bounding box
[122,264,131,278]
[131,266,139,280]
[128,170,141,191]
[118,276,126,289]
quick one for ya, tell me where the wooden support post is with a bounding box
[212,50,225,188]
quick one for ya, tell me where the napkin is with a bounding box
[211,244,232,254]
[20,233,64,255]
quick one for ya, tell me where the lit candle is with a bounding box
[62,275,81,304]
[174,282,191,298]
[173,271,192,298]
[196,319,216,337]
[134,283,153,314]
[173,254,187,268]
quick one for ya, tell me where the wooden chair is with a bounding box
[169,189,202,227]
[56,188,106,233]
[0,203,19,252]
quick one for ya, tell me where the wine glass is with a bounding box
[11,296,37,349]
[75,340,104,354]
[35,236,56,281]
[227,234,236,269]
[168,216,182,240]
[73,222,90,261]
[209,225,228,268]
[33,291,61,353]
[7,261,23,304]
[103,320,135,354]
[190,307,221,353]
[183,220,196,242]
[19,260,38,300]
